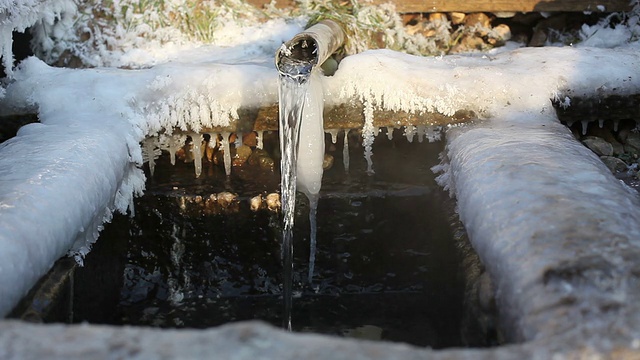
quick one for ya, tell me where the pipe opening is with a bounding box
[276,37,318,80]
[276,20,345,83]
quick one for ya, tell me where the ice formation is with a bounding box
[296,71,325,198]
[294,71,325,283]
[0,0,77,77]
[343,129,351,172]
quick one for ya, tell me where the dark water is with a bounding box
[70,130,479,348]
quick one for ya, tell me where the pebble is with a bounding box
[265,193,280,212]
[464,13,491,29]
[250,195,262,211]
[449,12,466,25]
[323,154,334,170]
[217,192,237,208]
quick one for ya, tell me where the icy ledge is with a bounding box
[0,63,146,317]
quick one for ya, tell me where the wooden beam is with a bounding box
[370,0,633,13]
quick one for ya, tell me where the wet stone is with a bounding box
[582,136,613,156]
[625,132,640,153]
[600,156,629,173]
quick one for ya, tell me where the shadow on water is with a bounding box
[10,129,497,348]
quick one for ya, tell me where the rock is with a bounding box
[233,145,252,166]
[258,156,275,172]
[528,14,568,47]
[582,136,613,156]
[322,154,334,170]
[487,24,511,46]
[493,12,516,18]
[429,13,448,23]
[248,149,275,172]
[450,35,487,53]
[250,195,262,211]
[205,143,215,162]
[587,125,626,155]
[624,132,640,152]
[600,156,628,173]
[248,149,269,166]
[449,12,465,25]
[217,192,237,208]
[321,56,338,76]
[464,13,491,28]
[612,142,625,156]
[401,13,421,26]
[265,193,280,211]
[493,24,511,41]
[242,132,257,147]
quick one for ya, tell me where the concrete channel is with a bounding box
[3,95,640,358]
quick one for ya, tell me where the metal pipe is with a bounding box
[275,20,345,82]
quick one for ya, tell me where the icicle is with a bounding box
[235,132,243,147]
[221,131,232,176]
[0,27,14,77]
[614,119,620,132]
[405,125,416,143]
[362,99,376,175]
[256,130,264,149]
[191,133,204,177]
[598,119,604,128]
[308,193,319,284]
[386,126,394,140]
[343,129,350,173]
[417,125,427,143]
[168,135,182,166]
[297,71,325,198]
[326,129,340,144]
[581,120,589,135]
[142,138,157,176]
[566,120,575,128]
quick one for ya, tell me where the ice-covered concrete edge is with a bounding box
[0,59,147,316]
[3,319,637,360]
[436,113,640,343]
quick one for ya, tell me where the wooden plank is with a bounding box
[370,0,633,13]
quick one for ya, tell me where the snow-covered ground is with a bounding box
[0,0,640,326]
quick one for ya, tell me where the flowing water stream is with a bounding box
[277,67,325,330]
